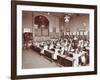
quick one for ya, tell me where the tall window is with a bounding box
[34,15,49,36]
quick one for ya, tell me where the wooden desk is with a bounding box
[44,50,54,59]
[32,45,73,67]
[31,45,41,54]
[44,50,87,66]
[57,55,73,67]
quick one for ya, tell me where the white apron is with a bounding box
[73,53,79,67]
[53,48,59,60]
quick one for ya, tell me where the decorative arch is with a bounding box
[34,15,49,29]
[34,15,49,36]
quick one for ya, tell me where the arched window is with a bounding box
[34,15,49,29]
[34,15,49,36]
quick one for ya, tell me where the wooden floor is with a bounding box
[22,49,61,69]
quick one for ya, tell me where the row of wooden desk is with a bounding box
[31,45,73,67]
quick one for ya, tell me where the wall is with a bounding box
[22,11,33,32]
[65,15,89,32]
[23,11,60,38]
[33,12,60,38]
[22,12,89,36]
[23,12,60,33]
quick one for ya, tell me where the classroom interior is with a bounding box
[22,11,89,69]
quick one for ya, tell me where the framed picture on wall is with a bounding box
[11,1,97,80]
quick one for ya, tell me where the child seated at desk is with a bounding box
[40,43,48,54]
[60,46,65,55]
[52,46,60,60]
[49,42,54,50]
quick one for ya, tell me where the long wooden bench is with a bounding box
[31,45,74,67]
[44,50,53,59]
[31,45,41,55]
[57,55,73,67]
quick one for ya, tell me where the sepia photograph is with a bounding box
[11,1,97,79]
[22,11,90,69]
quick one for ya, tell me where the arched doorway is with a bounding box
[34,15,49,36]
